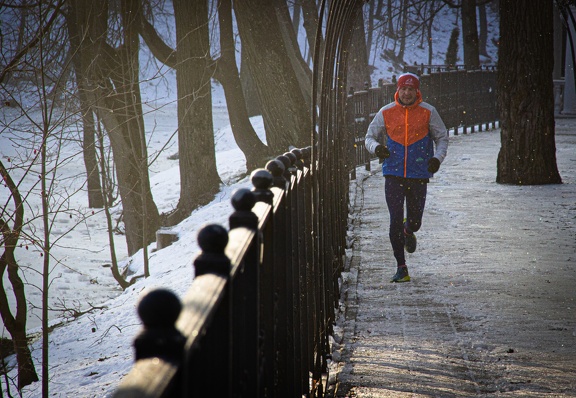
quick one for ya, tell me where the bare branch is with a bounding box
[0,0,66,85]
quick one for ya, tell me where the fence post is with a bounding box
[251,168,274,204]
[133,288,185,363]
[185,224,231,397]
[229,188,258,230]
[266,159,287,189]
[229,188,260,396]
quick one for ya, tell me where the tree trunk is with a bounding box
[461,0,480,69]
[347,10,371,92]
[497,0,562,185]
[234,0,312,152]
[478,2,489,58]
[0,161,39,390]
[169,0,221,224]
[78,86,104,208]
[67,11,104,209]
[301,0,321,64]
[275,0,313,111]
[69,0,160,256]
[0,246,39,390]
[387,0,395,38]
[215,0,272,171]
[240,50,261,117]
[396,0,408,63]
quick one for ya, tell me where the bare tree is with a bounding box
[137,0,273,224]
[215,0,273,171]
[0,163,38,390]
[497,0,561,184]
[0,1,71,390]
[413,0,446,65]
[67,0,160,256]
[166,0,221,224]
[442,0,482,68]
[275,0,313,111]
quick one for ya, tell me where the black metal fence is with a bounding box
[347,65,499,173]
[113,148,336,397]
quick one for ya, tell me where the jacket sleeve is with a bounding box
[429,108,448,163]
[365,109,386,155]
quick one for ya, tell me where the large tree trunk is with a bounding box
[301,0,321,63]
[215,0,272,172]
[233,0,312,152]
[168,0,221,224]
[462,0,480,69]
[478,2,489,58]
[497,0,561,185]
[240,50,261,118]
[275,0,313,111]
[347,9,371,92]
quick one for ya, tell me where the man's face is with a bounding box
[398,86,418,105]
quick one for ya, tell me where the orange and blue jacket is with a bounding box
[365,90,449,179]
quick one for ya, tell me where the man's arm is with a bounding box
[365,110,386,154]
[429,109,448,163]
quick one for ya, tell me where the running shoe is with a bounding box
[404,229,417,253]
[390,266,411,283]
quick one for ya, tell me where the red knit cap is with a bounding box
[397,73,420,90]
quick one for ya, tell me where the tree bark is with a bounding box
[168,0,221,224]
[275,0,313,111]
[497,0,561,185]
[478,2,489,58]
[240,48,261,117]
[462,0,480,69]
[347,10,371,92]
[233,0,312,152]
[215,0,272,171]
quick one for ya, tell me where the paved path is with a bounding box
[329,121,576,397]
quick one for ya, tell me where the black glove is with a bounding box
[375,145,390,159]
[427,157,440,173]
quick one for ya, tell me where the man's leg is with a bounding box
[404,179,428,235]
[385,177,406,266]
